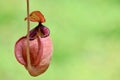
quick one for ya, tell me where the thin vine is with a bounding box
[26,0,31,69]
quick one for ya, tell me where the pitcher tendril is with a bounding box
[26,0,31,69]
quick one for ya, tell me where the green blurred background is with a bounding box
[0,0,120,80]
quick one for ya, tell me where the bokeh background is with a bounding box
[0,0,120,80]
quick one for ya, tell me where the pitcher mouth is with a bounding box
[29,23,50,40]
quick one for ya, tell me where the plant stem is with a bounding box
[26,0,31,68]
